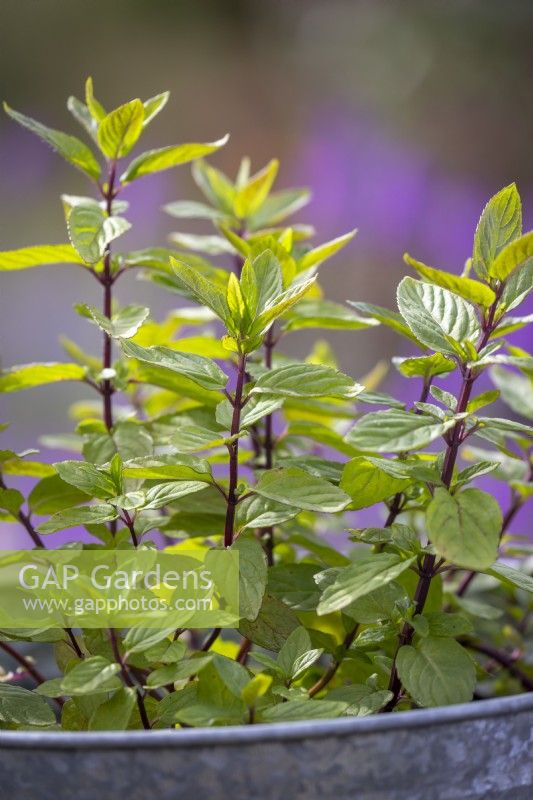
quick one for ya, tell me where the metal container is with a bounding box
[1,693,532,800]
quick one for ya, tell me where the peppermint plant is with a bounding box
[0,80,532,731]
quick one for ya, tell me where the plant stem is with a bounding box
[260,325,276,565]
[109,628,150,730]
[224,352,247,548]
[0,475,44,548]
[461,639,533,692]
[100,160,118,434]
[308,626,358,697]
[385,295,501,711]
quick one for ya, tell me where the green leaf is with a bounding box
[142,91,169,126]
[36,504,118,534]
[88,687,136,731]
[163,200,227,222]
[249,188,311,230]
[317,553,416,615]
[122,340,227,391]
[254,467,350,513]
[68,203,130,264]
[0,488,23,516]
[0,684,55,726]
[267,563,321,611]
[233,536,268,621]
[396,637,476,707]
[55,460,116,499]
[327,685,393,716]
[170,257,229,322]
[97,99,144,158]
[248,278,316,340]
[393,353,456,379]
[487,562,533,593]
[343,581,409,623]
[121,135,229,183]
[277,627,323,681]
[298,230,356,272]
[283,299,379,332]
[61,656,121,695]
[239,595,299,652]
[397,277,480,355]
[0,363,86,393]
[28,474,90,515]
[489,232,533,282]
[236,495,299,531]
[345,409,455,453]
[499,260,533,312]
[234,158,279,218]
[340,457,411,510]
[121,455,212,482]
[123,627,178,655]
[261,699,347,722]
[473,184,522,280]
[0,244,86,271]
[426,487,501,570]
[85,77,106,121]
[76,304,149,339]
[146,656,213,688]
[348,301,425,347]
[4,102,101,180]
[252,363,363,400]
[404,254,496,307]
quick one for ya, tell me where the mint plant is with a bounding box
[0,82,532,730]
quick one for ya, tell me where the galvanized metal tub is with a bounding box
[0,693,532,800]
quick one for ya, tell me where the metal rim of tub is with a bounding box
[0,691,532,750]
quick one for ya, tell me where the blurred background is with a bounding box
[1,0,532,536]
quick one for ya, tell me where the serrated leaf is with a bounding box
[348,301,425,347]
[37,504,118,534]
[249,188,311,230]
[122,455,212,482]
[393,353,456,379]
[327,685,392,716]
[473,184,522,280]
[169,257,229,321]
[122,340,227,391]
[340,456,411,510]
[267,563,321,611]
[61,656,121,695]
[487,562,533,593]
[234,158,279,218]
[28,474,90,514]
[233,536,268,621]
[396,637,475,707]
[298,230,356,272]
[317,553,416,615]
[123,626,177,655]
[345,409,455,453]
[55,460,116,499]
[0,244,86,271]
[252,363,363,400]
[488,231,533,282]
[88,687,136,731]
[97,99,144,158]
[261,699,347,722]
[4,102,101,180]
[283,299,378,332]
[239,595,299,651]
[426,487,501,570]
[0,363,86,393]
[491,367,533,420]
[121,135,229,183]
[76,304,149,339]
[404,253,496,307]
[0,684,55,726]
[397,277,480,355]
[142,91,169,126]
[68,203,130,264]
[254,467,350,513]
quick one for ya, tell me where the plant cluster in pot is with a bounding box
[0,80,532,800]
